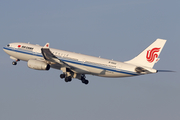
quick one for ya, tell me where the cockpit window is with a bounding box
[7,44,10,47]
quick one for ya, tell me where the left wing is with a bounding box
[41,44,89,73]
[41,48,71,69]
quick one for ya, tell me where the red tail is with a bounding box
[146,48,161,63]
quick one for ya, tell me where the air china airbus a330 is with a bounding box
[3,39,167,85]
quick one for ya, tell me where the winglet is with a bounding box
[44,43,50,48]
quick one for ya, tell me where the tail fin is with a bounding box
[125,38,167,68]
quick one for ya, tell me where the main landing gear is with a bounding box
[81,74,89,85]
[60,73,72,82]
[60,73,89,85]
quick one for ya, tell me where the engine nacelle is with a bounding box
[27,59,50,70]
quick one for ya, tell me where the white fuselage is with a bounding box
[3,42,143,77]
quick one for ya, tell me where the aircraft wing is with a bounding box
[41,48,71,68]
[41,48,89,73]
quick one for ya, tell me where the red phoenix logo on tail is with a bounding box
[146,48,161,63]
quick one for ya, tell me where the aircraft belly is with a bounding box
[98,73,133,77]
[65,61,135,77]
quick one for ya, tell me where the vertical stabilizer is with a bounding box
[125,39,167,68]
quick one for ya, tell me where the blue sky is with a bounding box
[0,0,180,120]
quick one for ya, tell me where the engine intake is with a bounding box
[27,59,50,70]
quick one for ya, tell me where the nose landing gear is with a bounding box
[12,61,17,65]
[12,59,20,65]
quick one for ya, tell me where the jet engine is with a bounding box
[27,59,50,70]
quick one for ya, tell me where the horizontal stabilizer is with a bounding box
[157,70,175,72]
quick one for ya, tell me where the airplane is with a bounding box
[3,38,168,85]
